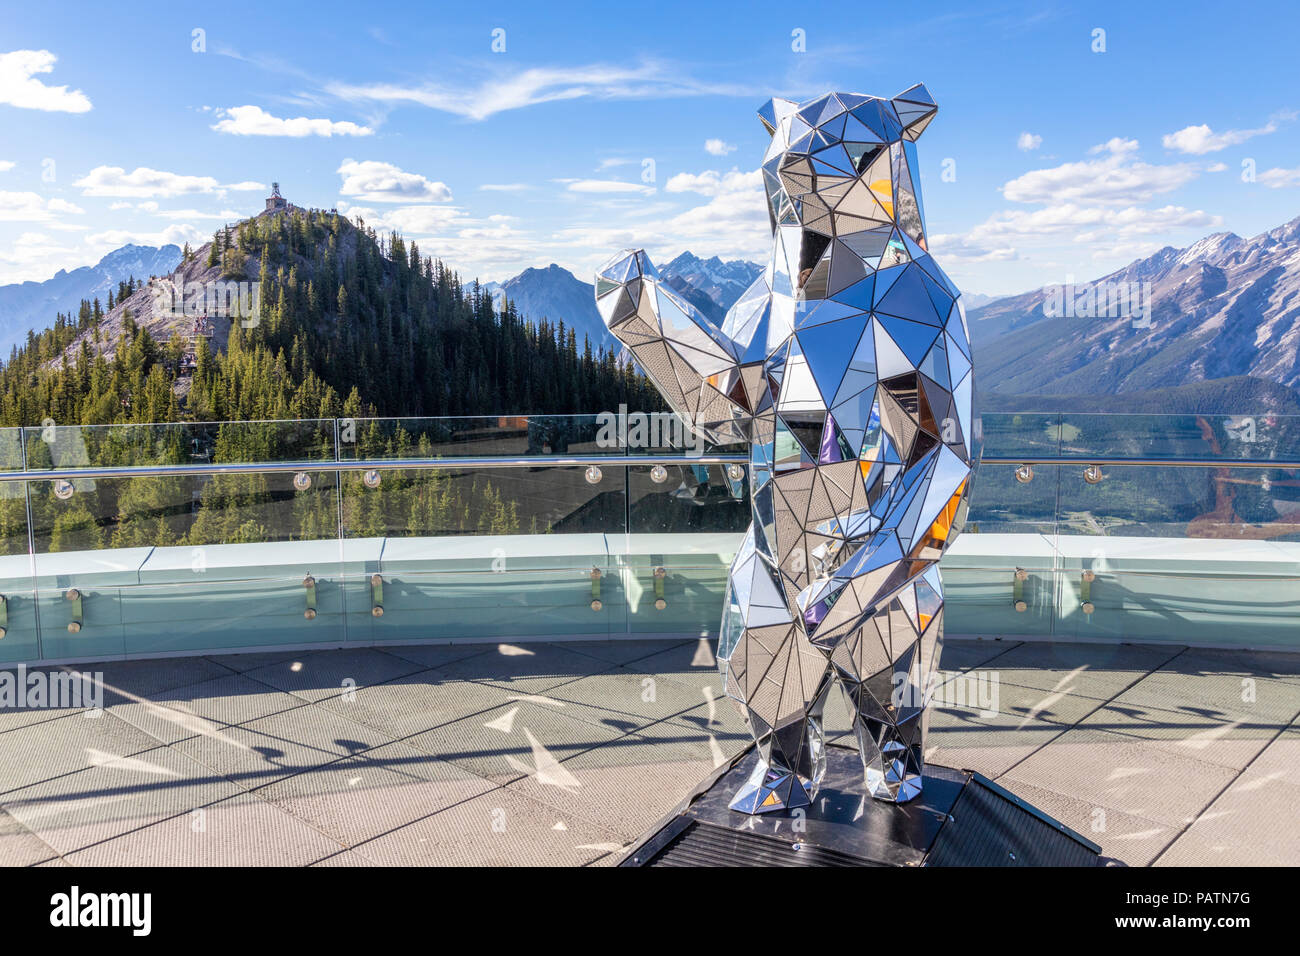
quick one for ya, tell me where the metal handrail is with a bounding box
[0,453,750,483]
[0,452,1296,483]
[981,456,1300,469]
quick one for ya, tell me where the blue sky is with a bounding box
[1,0,1297,295]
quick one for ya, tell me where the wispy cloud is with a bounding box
[1003,139,1198,205]
[562,179,654,196]
[705,138,736,156]
[1162,121,1278,155]
[666,168,761,197]
[1258,166,1300,188]
[0,191,85,221]
[0,50,92,113]
[327,60,751,121]
[211,105,373,137]
[86,224,206,249]
[74,166,262,199]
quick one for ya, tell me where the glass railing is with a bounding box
[956,411,1300,647]
[0,416,749,663]
[0,411,1295,664]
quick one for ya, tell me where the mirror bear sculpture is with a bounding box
[595,85,974,812]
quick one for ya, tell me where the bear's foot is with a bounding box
[728,760,815,814]
[863,739,924,803]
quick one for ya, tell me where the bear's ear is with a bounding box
[758,97,798,136]
[893,83,937,142]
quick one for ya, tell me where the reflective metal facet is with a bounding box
[596,84,974,811]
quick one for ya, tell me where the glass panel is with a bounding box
[24,421,343,660]
[1054,464,1300,645]
[339,414,615,460]
[1059,412,1300,462]
[367,532,615,643]
[0,428,35,662]
[977,411,1062,461]
[966,462,1060,536]
[339,413,630,540]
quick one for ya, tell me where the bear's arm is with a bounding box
[594,249,752,444]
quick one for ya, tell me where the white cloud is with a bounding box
[353,160,770,284]
[1162,121,1276,155]
[211,105,374,137]
[0,190,84,221]
[0,50,92,113]
[1016,132,1042,151]
[964,203,1219,243]
[479,183,530,192]
[337,159,452,203]
[86,223,206,249]
[1088,137,1139,155]
[1003,142,1197,205]
[665,168,761,197]
[339,202,466,233]
[46,198,84,215]
[597,157,636,170]
[1258,166,1300,188]
[927,234,1018,263]
[705,138,737,156]
[0,231,83,283]
[327,61,748,121]
[74,166,257,199]
[556,164,770,267]
[1206,162,1228,173]
[564,179,654,196]
[0,161,14,173]
[936,202,1220,267]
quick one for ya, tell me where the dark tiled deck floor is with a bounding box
[1,638,1297,866]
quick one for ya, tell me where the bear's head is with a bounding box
[758,85,937,294]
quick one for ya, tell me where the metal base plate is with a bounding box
[621,744,1103,867]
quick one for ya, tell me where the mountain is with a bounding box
[959,291,1003,311]
[482,264,607,346]
[658,252,764,324]
[0,243,181,355]
[969,215,1300,398]
[485,252,764,343]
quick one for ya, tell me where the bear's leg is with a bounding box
[726,658,834,814]
[832,596,945,803]
[718,553,835,813]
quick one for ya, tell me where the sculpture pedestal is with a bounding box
[620,744,1103,867]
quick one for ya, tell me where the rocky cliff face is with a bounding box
[970,215,1300,396]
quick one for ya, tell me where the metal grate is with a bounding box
[925,776,1101,867]
[646,821,882,867]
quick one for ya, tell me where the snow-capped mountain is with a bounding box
[0,243,182,354]
[658,251,764,324]
[483,252,764,346]
[970,214,1300,396]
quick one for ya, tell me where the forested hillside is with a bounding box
[0,207,660,427]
